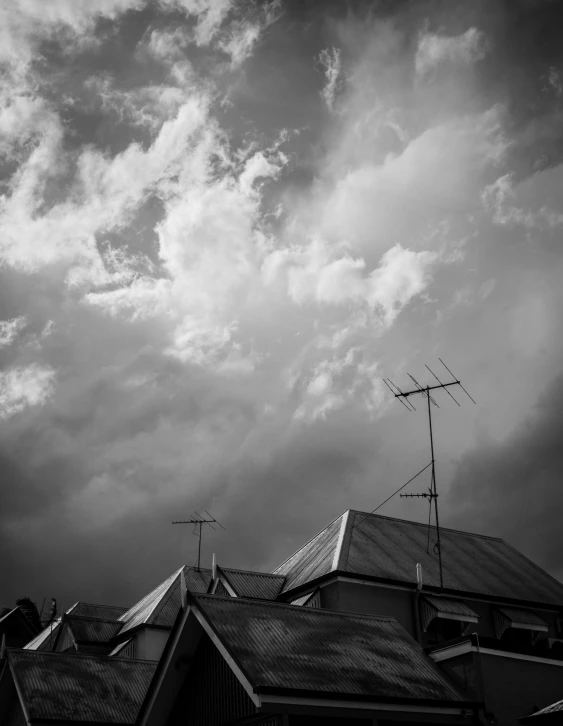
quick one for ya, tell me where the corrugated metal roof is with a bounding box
[273,513,343,591]
[8,649,156,723]
[69,603,128,620]
[192,594,465,704]
[423,596,479,618]
[220,568,285,600]
[119,567,212,634]
[67,616,123,643]
[274,510,563,605]
[497,607,549,627]
[23,617,62,650]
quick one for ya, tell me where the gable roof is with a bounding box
[219,567,285,600]
[118,566,212,634]
[191,594,467,705]
[4,649,156,723]
[273,510,563,606]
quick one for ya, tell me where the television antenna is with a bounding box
[382,359,475,591]
[172,510,225,571]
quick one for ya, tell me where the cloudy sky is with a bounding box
[2,0,563,609]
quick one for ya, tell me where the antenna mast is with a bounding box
[384,359,475,591]
[172,510,225,571]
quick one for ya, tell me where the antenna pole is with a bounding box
[385,360,475,593]
[197,522,202,571]
[427,390,443,590]
[172,513,225,572]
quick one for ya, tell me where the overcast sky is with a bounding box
[2,0,563,610]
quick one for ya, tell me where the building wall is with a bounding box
[135,628,170,661]
[323,581,416,636]
[478,652,563,726]
[167,633,256,726]
[321,579,561,652]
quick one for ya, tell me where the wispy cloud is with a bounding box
[415,27,487,76]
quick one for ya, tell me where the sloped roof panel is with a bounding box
[273,513,343,591]
[221,568,285,600]
[192,595,465,704]
[276,510,563,605]
[8,649,156,723]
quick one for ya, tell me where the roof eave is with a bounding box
[280,570,563,610]
[254,685,479,709]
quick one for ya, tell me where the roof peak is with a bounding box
[219,566,285,579]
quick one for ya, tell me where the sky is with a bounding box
[2,0,563,610]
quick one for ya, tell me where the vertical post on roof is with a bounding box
[212,552,217,581]
[0,634,6,660]
[427,392,444,591]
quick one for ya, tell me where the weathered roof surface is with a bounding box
[69,603,128,620]
[274,510,563,605]
[119,566,212,634]
[7,649,156,723]
[220,568,285,600]
[192,594,465,704]
[24,617,62,650]
[66,616,123,643]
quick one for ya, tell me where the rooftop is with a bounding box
[192,593,468,704]
[4,649,156,723]
[273,510,563,605]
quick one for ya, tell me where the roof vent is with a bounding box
[416,563,423,590]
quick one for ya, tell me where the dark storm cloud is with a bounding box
[448,373,563,581]
[3,0,563,614]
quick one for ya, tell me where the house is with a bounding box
[1,510,562,725]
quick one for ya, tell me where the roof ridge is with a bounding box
[349,510,505,542]
[192,593,397,622]
[220,567,285,579]
[272,511,346,574]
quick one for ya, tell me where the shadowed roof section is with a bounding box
[191,594,466,704]
[5,649,156,723]
[273,510,563,605]
[220,567,285,600]
[119,566,212,634]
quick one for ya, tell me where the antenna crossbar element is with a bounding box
[172,513,225,571]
